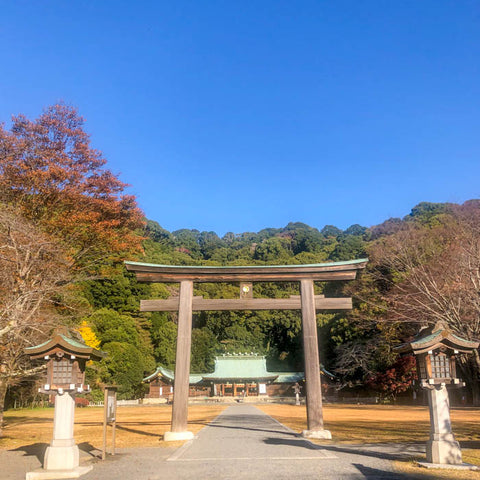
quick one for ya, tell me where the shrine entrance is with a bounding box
[125,259,367,441]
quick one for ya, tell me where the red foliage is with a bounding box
[74,397,90,407]
[367,355,417,400]
[0,104,145,268]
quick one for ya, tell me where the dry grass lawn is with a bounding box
[257,404,480,444]
[0,404,226,450]
[258,404,480,480]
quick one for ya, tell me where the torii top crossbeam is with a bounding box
[124,258,368,283]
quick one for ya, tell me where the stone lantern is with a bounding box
[25,331,103,479]
[395,321,479,466]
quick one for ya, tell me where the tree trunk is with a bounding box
[471,381,480,407]
[0,379,8,437]
[458,353,480,406]
[472,350,480,407]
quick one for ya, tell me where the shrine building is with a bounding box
[144,353,334,401]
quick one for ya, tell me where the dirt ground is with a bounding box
[257,404,480,444]
[0,404,227,450]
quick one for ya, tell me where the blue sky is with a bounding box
[1,1,479,235]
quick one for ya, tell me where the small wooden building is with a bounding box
[143,366,209,399]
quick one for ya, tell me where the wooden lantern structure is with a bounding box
[25,331,104,394]
[25,332,104,479]
[395,321,479,466]
[395,321,479,389]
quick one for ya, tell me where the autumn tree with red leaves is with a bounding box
[366,355,417,402]
[0,104,144,269]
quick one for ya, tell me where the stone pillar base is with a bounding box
[26,465,92,480]
[43,444,79,471]
[164,431,195,441]
[302,429,332,440]
[427,438,462,464]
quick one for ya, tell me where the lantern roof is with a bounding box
[395,321,479,355]
[25,331,104,361]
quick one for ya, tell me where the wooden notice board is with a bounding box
[102,386,117,460]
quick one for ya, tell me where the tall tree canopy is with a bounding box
[0,104,144,268]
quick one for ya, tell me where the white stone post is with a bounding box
[44,392,79,470]
[27,392,92,480]
[426,384,462,465]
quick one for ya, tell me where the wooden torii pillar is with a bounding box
[125,259,368,441]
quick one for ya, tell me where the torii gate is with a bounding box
[125,258,367,441]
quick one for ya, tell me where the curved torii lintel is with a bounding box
[124,258,368,282]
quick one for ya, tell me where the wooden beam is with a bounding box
[140,296,352,312]
[170,281,193,433]
[125,259,368,283]
[300,279,325,432]
[289,294,324,299]
[134,270,357,283]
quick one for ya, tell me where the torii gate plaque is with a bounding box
[125,258,368,441]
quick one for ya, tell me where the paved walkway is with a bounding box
[3,404,428,480]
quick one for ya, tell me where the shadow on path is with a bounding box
[10,442,47,463]
[77,442,104,459]
[205,413,298,437]
[460,440,480,448]
[263,437,324,450]
[114,424,163,439]
[353,463,432,479]
[261,437,424,461]
[10,441,104,463]
[320,443,424,462]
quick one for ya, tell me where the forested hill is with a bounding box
[82,199,480,401]
[143,219,369,266]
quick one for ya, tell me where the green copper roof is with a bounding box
[275,372,304,383]
[25,334,90,352]
[451,332,479,347]
[25,333,105,360]
[144,355,336,384]
[125,258,369,270]
[395,321,479,354]
[25,338,52,352]
[143,366,203,384]
[203,355,277,381]
[410,332,440,347]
